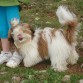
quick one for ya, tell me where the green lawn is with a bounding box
[0,63,83,83]
[0,0,83,83]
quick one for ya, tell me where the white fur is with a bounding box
[56,6,77,25]
[11,18,19,27]
[43,28,71,71]
[19,29,43,67]
[67,45,79,65]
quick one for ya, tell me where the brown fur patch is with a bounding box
[8,28,20,52]
[38,32,48,59]
[22,23,31,29]
[65,21,78,44]
[22,23,34,37]
[23,29,32,35]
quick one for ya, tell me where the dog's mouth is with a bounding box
[17,34,23,41]
[16,34,32,43]
[18,37,23,41]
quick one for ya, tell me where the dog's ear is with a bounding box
[30,27,35,36]
[8,28,14,43]
[8,28,12,40]
[8,28,17,51]
[22,23,35,36]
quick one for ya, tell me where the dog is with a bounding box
[8,6,79,72]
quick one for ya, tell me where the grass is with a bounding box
[0,64,83,83]
[0,0,83,83]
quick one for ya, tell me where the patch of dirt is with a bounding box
[32,60,50,70]
[67,64,83,73]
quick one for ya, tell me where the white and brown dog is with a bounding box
[8,6,79,72]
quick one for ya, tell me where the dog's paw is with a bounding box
[68,54,79,65]
[53,65,68,72]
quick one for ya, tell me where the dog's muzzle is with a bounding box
[17,34,23,41]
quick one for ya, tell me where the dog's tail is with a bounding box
[56,6,79,44]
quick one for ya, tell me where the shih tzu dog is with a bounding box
[8,6,79,72]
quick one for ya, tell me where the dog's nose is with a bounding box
[17,34,23,40]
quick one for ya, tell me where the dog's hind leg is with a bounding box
[50,55,68,72]
[48,30,72,72]
[67,47,79,65]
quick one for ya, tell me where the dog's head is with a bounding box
[8,18,34,48]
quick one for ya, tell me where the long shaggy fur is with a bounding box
[8,6,79,72]
[56,6,78,44]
